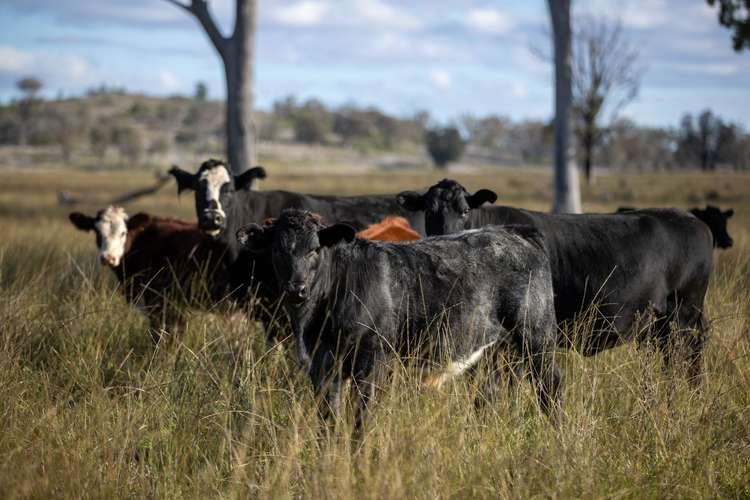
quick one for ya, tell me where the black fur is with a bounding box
[620,205,734,250]
[401,179,713,379]
[240,209,562,426]
[689,205,734,249]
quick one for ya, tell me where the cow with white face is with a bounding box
[69,206,132,267]
[169,159,267,240]
[170,158,426,264]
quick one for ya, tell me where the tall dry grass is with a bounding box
[1,167,749,498]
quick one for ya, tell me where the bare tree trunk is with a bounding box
[166,0,256,175]
[225,0,257,171]
[583,142,593,184]
[548,0,582,213]
[582,125,594,184]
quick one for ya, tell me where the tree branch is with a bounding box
[165,0,228,59]
[163,0,190,12]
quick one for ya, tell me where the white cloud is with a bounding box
[465,8,512,34]
[510,82,528,98]
[157,70,181,91]
[367,33,452,61]
[668,62,740,77]
[0,46,34,73]
[353,0,422,30]
[269,1,329,27]
[429,69,452,90]
[0,45,194,97]
[0,45,95,84]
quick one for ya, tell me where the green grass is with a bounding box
[1,167,749,498]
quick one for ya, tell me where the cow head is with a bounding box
[397,179,496,235]
[236,209,355,304]
[690,205,735,249]
[69,206,150,267]
[169,159,267,238]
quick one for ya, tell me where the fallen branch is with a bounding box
[109,172,171,205]
[57,172,173,207]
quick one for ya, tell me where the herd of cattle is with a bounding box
[69,159,736,424]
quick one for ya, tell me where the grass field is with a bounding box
[1,165,749,498]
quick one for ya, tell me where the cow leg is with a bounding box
[515,326,563,420]
[669,304,708,385]
[348,342,389,433]
[308,344,342,424]
[472,348,525,411]
[527,349,563,419]
[655,295,707,385]
[684,311,708,384]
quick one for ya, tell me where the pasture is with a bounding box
[1,165,749,498]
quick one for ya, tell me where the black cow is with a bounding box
[237,209,562,426]
[617,205,734,249]
[690,205,734,249]
[398,179,713,378]
[168,159,425,262]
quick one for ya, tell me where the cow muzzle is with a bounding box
[100,253,120,267]
[718,236,733,249]
[200,210,225,237]
[284,282,308,304]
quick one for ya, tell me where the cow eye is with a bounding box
[461,209,470,218]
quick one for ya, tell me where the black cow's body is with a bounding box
[618,205,735,249]
[399,180,713,375]
[169,159,425,263]
[238,210,562,425]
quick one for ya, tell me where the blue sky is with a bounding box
[0,0,748,128]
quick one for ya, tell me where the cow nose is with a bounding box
[100,254,117,266]
[203,210,225,227]
[286,282,307,301]
[211,212,225,225]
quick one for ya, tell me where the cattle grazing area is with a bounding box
[1,166,750,498]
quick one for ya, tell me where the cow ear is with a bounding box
[724,209,734,218]
[168,166,197,194]
[467,189,497,208]
[236,224,272,253]
[234,165,268,191]
[318,223,356,247]
[127,213,151,231]
[397,191,426,212]
[69,212,96,232]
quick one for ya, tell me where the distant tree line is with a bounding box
[0,81,748,171]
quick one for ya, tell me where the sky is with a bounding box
[0,0,748,128]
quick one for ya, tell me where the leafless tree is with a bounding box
[572,16,642,183]
[165,0,257,174]
[16,77,42,146]
[547,0,581,213]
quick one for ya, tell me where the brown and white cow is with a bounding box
[69,206,269,342]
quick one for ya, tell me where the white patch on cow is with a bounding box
[423,340,497,389]
[199,164,231,217]
[95,206,129,267]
